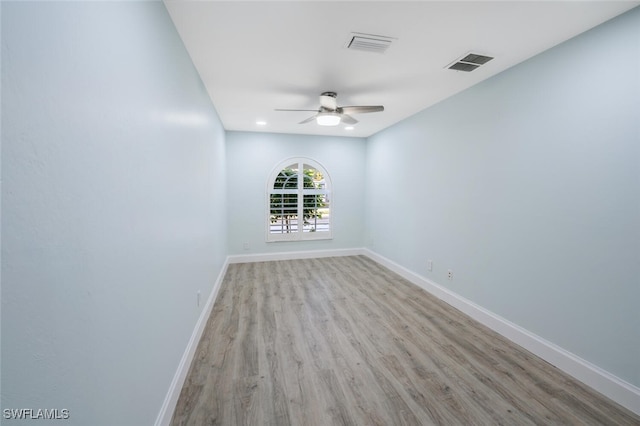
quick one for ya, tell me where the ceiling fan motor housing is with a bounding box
[320,92,338,110]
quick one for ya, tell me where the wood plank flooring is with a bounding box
[171,256,640,425]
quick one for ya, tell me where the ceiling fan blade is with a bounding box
[275,108,320,112]
[340,114,358,125]
[339,105,384,114]
[298,115,318,124]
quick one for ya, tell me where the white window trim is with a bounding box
[266,157,332,242]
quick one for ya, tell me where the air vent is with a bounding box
[460,53,493,65]
[449,62,479,72]
[345,32,395,54]
[447,52,494,72]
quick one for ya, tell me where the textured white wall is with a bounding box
[366,8,640,387]
[226,131,366,255]
[1,2,227,424]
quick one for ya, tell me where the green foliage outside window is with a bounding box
[270,168,326,233]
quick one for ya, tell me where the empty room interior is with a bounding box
[2,1,639,425]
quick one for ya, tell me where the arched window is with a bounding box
[266,158,332,242]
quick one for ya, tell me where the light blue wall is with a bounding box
[226,131,366,255]
[2,1,638,422]
[1,2,227,425]
[366,7,640,386]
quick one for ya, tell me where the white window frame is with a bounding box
[266,157,332,242]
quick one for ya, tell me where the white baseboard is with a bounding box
[362,248,640,416]
[154,248,364,425]
[156,248,640,422]
[227,247,365,264]
[154,260,230,426]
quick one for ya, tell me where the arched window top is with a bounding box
[266,157,332,242]
[267,157,331,189]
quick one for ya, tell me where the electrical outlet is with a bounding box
[427,259,433,272]
[242,242,250,251]
[447,269,453,280]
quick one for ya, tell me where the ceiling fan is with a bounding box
[275,92,384,126]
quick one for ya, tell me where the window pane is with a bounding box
[273,166,298,190]
[302,164,330,233]
[269,191,298,234]
[270,166,299,234]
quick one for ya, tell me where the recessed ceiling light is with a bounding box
[345,126,354,131]
[256,120,267,126]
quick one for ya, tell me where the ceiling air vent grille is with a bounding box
[346,32,394,54]
[447,52,494,72]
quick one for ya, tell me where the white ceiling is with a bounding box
[164,1,638,138]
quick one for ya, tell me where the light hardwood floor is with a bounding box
[171,256,639,425]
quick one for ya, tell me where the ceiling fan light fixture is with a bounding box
[316,112,341,126]
[277,92,383,126]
